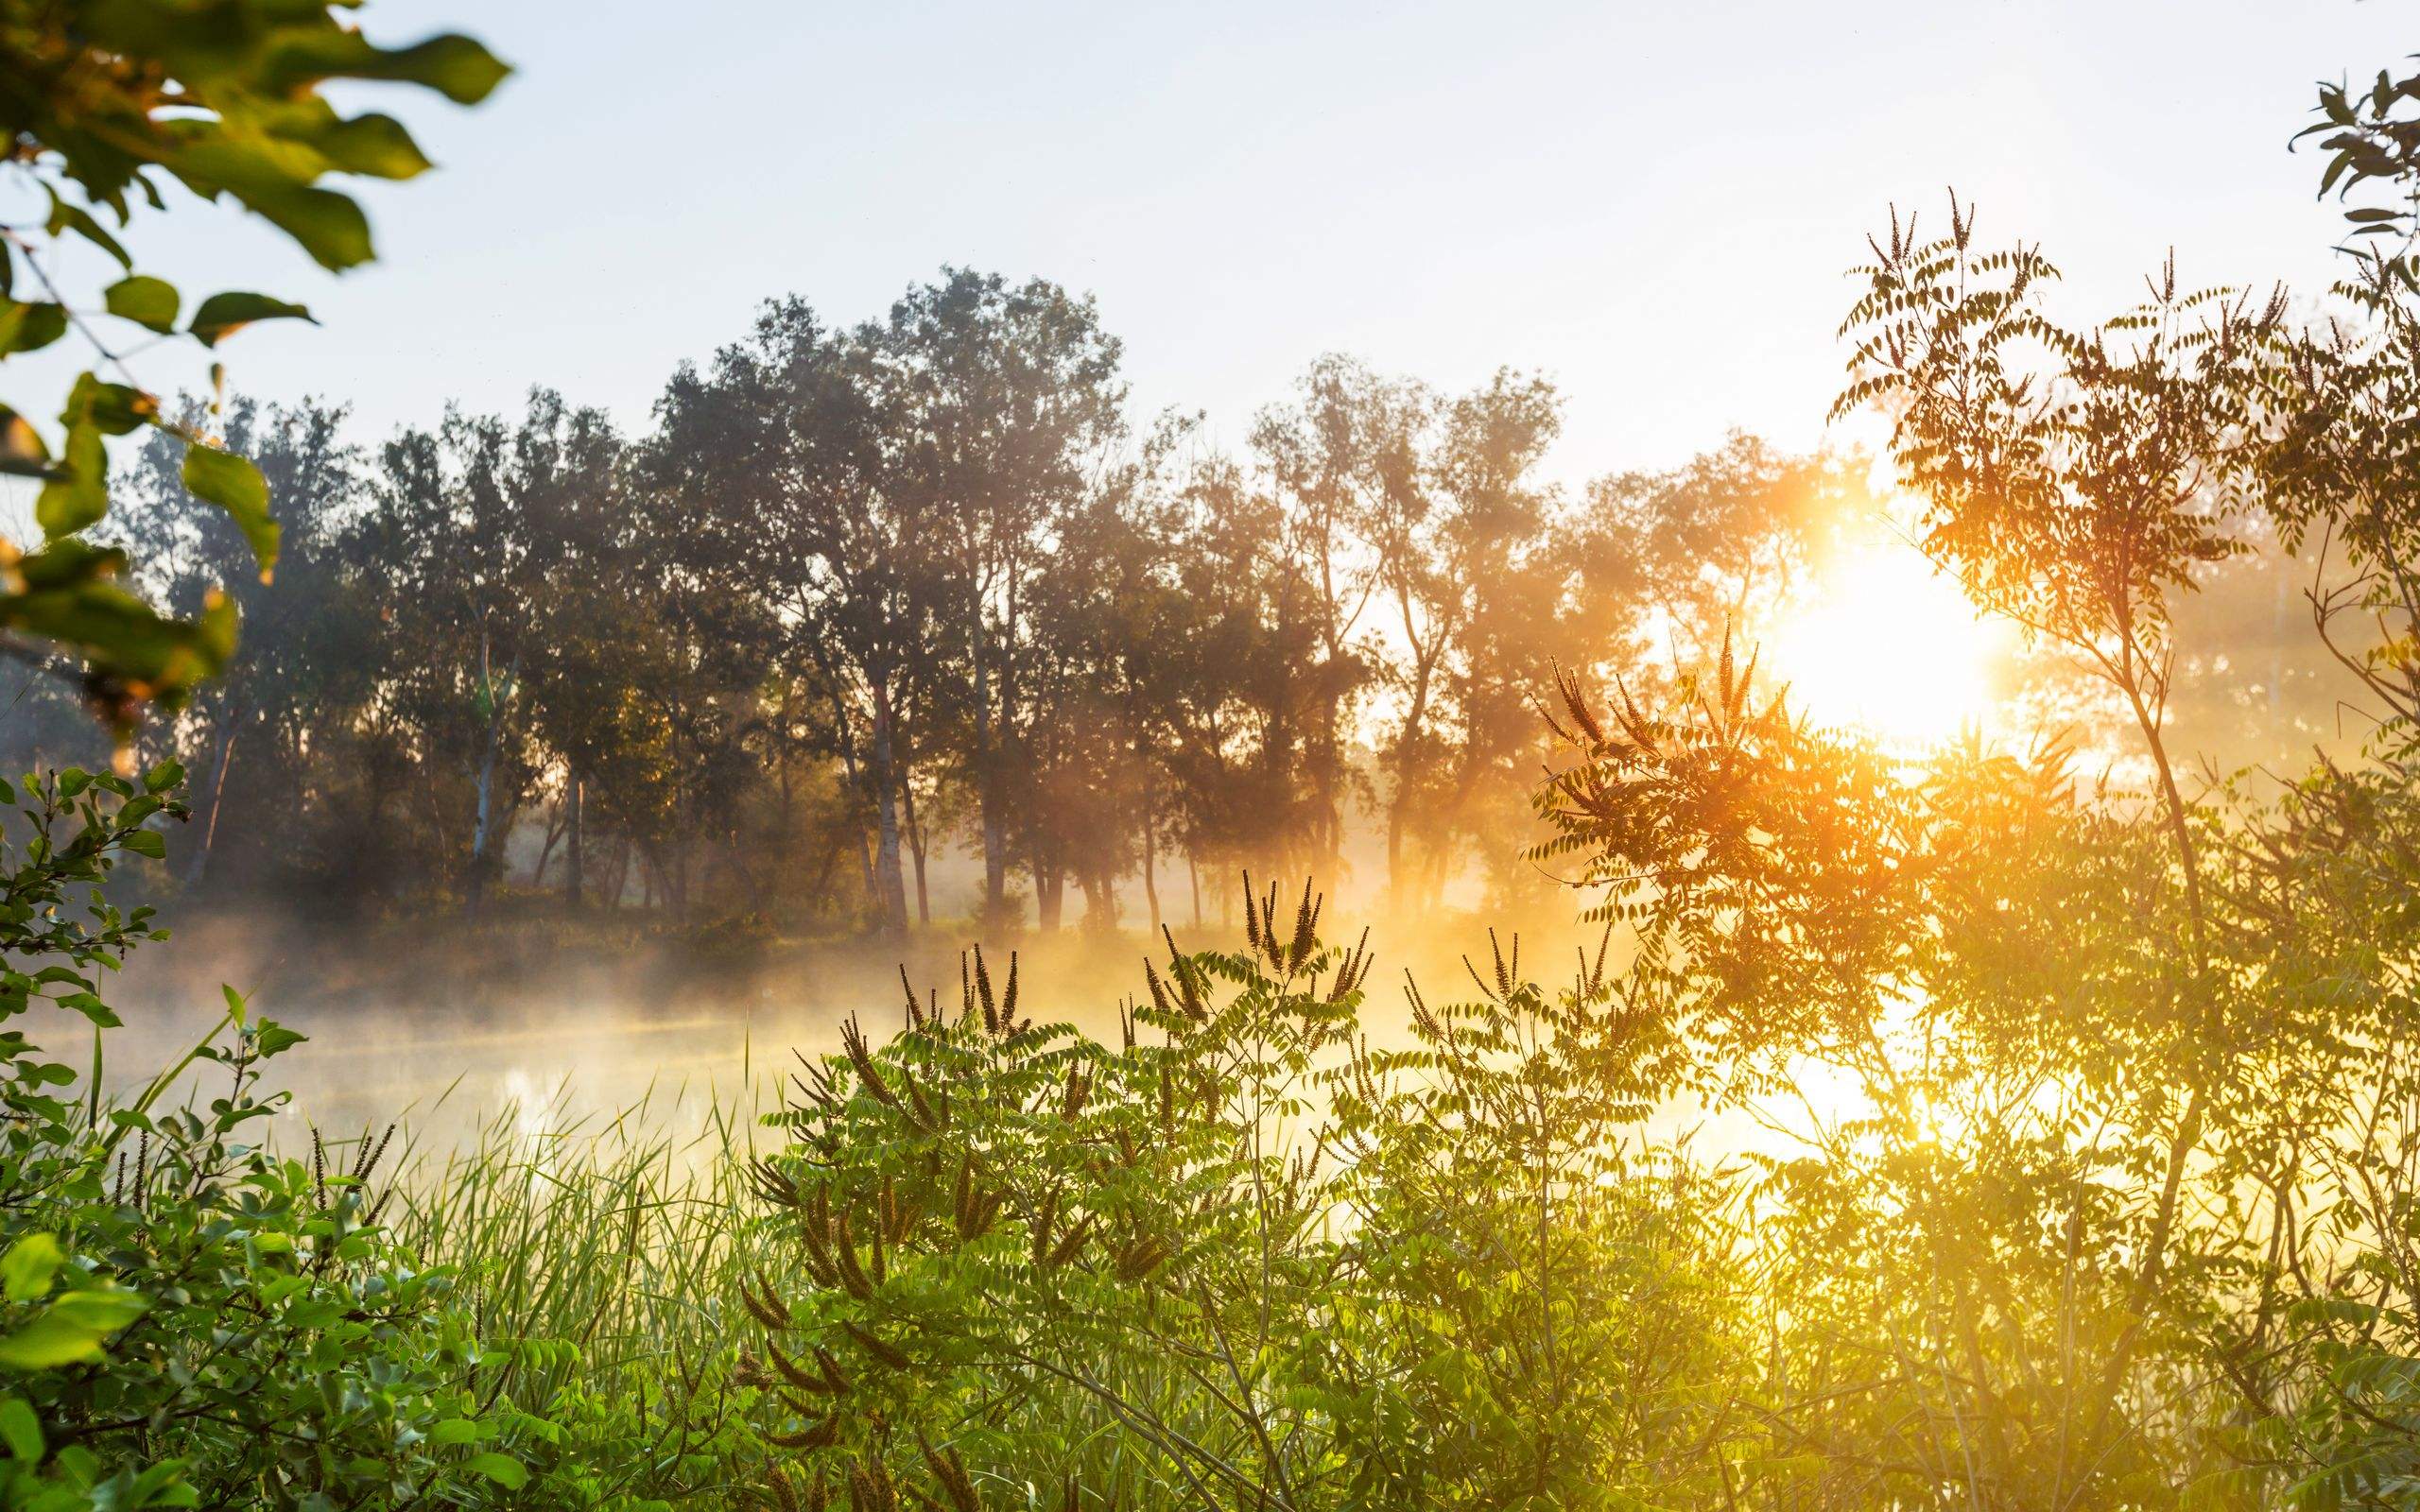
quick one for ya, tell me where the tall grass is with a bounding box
[387,1079,777,1507]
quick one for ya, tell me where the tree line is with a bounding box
[4,272,1861,934]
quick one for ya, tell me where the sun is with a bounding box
[1767,539,2013,747]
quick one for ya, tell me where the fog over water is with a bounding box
[95,900,1618,1153]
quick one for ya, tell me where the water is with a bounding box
[94,904,1614,1152]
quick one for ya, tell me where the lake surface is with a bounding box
[93,905,1618,1155]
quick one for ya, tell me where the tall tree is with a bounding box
[1250,356,1415,881]
[875,269,1128,930]
[655,299,936,933]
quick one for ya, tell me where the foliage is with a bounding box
[0,1,504,729]
[395,1090,791,1511]
[0,765,563,1508]
[29,13,2420,1512]
[735,887,1753,1510]
[0,764,796,1511]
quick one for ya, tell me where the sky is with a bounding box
[10,1,2412,488]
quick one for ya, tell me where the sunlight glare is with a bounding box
[1770,541,2011,747]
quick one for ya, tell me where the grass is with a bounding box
[387,1081,777,1507]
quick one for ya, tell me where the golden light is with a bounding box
[1768,539,2013,747]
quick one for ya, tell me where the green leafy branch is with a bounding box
[0,1,508,731]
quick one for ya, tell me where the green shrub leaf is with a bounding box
[464,1452,527,1489]
[0,1396,41,1462]
[0,1236,62,1303]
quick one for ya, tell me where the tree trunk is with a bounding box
[1188,850,1201,930]
[1385,804,1407,912]
[1087,871,1118,932]
[901,766,932,926]
[852,829,878,921]
[530,809,563,888]
[971,606,1009,927]
[466,645,521,915]
[1142,814,1162,934]
[870,681,910,936]
[564,770,584,911]
[605,834,630,910]
[823,681,882,906]
[1034,848,1063,933]
[980,784,1008,928]
[182,701,241,889]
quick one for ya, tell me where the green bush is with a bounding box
[0,767,548,1509]
[736,885,1754,1510]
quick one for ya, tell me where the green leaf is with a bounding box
[187,292,314,349]
[0,301,69,358]
[308,112,435,180]
[160,135,376,271]
[41,192,130,270]
[231,182,374,273]
[34,421,106,540]
[463,1452,527,1490]
[31,376,158,541]
[253,1022,306,1057]
[144,760,184,794]
[63,373,158,437]
[43,1291,146,1333]
[259,32,513,106]
[0,1237,62,1304]
[102,277,180,335]
[428,1418,481,1446]
[182,444,279,576]
[59,994,119,1029]
[0,1290,145,1370]
[0,567,237,699]
[0,1396,41,1462]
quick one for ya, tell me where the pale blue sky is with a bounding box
[16,1,2412,483]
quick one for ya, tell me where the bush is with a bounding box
[0,767,544,1510]
[735,884,1755,1509]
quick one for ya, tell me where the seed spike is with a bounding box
[1288,878,1318,971]
[973,947,998,1035]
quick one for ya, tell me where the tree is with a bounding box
[1249,356,1411,881]
[654,299,936,934]
[353,396,572,909]
[875,269,1129,930]
[1374,369,1565,909]
[118,397,368,890]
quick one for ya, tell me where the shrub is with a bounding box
[0,767,540,1509]
[736,882,1756,1510]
